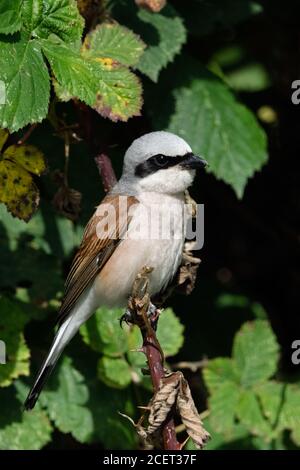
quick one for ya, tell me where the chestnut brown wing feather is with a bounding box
[56,194,138,326]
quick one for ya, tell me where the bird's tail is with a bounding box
[24,316,73,410]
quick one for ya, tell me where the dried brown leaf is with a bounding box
[177,376,210,449]
[147,373,180,435]
[52,170,82,221]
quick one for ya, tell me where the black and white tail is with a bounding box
[24,316,73,410]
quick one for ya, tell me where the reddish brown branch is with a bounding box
[2,123,38,153]
[17,123,38,146]
[141,326,181,450]
[74,102,117,193]
[94,153,117,192]
[128,268,181,450]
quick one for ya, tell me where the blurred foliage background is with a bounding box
[0,0,300,450]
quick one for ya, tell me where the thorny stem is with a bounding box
[94,153,117,192]
[2,123,38,153]
[141,324,181,450]
[74,102,117,192]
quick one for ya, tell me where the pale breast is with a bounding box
[93,192,185,307]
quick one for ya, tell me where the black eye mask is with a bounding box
[135,152,194,178]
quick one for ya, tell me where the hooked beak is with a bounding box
[180,153,208,170]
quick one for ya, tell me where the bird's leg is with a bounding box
[119,301,161,329]
[119,308,134,327]
[121,266,164,360]
[147,302,161,331]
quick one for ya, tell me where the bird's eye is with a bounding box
[153,154,168,167]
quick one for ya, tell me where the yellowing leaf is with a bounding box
[94,57,117,70]
[4,144,46,175]
[0,160,39,221]
[0,143,46,221]
[0,129,9,151]
[42,39,143,122]
[82,23,145,67]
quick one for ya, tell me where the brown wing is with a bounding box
[56,194,138,326]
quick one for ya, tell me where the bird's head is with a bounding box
[121,131,207,194]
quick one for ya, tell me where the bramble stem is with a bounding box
[141,324,181,450]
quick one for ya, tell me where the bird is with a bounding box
[24,131,207,410]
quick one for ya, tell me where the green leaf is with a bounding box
[226,63,271,92]
[136,6,186,81]
[208,381,241,433]
[0,0,23,35]
[83,22,145,67]
[0,0,141,131]
[147,56,268,198]
[22,0,83,44]
[74,357,137,449]
[52,77,73,101]
[42,39,142,121]
[126,326,153,392]
[80,307,127,356]
[278,384,300,446]
[0,199,77,254]
[215,293,250,309]
[233,320,279,387]
[22,0,43,32]
[0,33,50,132]
[112,3,186,82]
[32,0,84,44]
[127,326,151,389]
[255,381,285,427]
[290,427,300,447]
[0,201,82,256]
[41,39,96,102]
[156,308,184,357]
[0,297,30,387]
[98,356,132,389]
[41,355,137,448]
[252,433,290,450]
[203,357,239,394]
[88,382,137,449]
[0,243,63,302]
[190,419,249,450]
[0,381,52,450]
[215,293,268,319]
[41,356,93,443]
[236,389,271,438]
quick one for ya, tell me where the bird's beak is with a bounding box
[180,153,208,170]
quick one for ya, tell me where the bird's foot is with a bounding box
[147,302,161,330]
[119,308,133,327]
[119,302,161,329]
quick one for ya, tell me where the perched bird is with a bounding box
[24,131,207,410]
